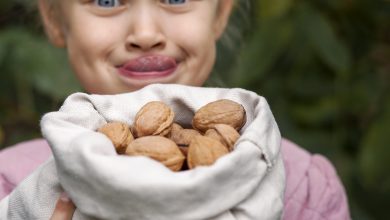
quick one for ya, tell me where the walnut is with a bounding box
[125,136,185,172]
[192,99,246,133]
[205,124,240,152]
[98,99,246,171]
[187,136,229,169]
[169,123,201,146]
[98,122,134,154]
[133,101,174,137]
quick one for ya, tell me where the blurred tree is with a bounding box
[0,1,82,148]
[212,0,390,219]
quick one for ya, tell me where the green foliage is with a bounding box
[212,0,390,219]
[0,26,81,145]
[0,3,81,147]
[0,28,81,99]
[0,0,389,219]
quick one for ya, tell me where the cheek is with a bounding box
[164,12,217,56]
[63,15,127,92]
[167,20,217,86]
[65,14,125,61]
[70,27,113,55]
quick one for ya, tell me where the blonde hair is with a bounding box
[221,0,251,50]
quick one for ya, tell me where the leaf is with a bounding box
[1,27,81,101]
[290,96,338,125]
[0,1,12,13]
[257,0,293,21]
[30,44,82,100]
[359,95,390,194]
[227,19,293,87]
[296,3,351,74]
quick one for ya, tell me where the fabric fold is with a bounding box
[3,84,285,220]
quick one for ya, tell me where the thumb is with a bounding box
[50,192,76,220]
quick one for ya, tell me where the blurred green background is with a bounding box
[0,0,389,219]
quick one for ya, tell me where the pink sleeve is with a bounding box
[0,139,52,200]
[281,139,351,220]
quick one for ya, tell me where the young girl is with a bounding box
[0,0,351,219]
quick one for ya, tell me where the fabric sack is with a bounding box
[0,84,285,220]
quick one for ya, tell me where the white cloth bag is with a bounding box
[1,84,285,220]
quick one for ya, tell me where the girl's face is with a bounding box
[39,0,233,94]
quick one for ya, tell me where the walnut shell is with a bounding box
[205,124,240,151]
[125,136,185,172]
[98,122,134,154]
[172,122,183,129]
[178,146,189,171]
[133,101,175,137]
[170,123,183,135]
[204,129,224,145]
[192,99,246,133]
[187,136,229,169]
[178,146,189,157]
[169,123,201,146]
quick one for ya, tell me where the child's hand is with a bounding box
[50,192,75,220]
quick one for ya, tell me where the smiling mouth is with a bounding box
[118,55,177,79]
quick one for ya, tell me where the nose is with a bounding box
[125,9,166,51]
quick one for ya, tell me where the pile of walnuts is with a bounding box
[97,99,246,171]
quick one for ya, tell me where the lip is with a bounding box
[118,55,177,80]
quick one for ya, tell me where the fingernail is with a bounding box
[60,192,70,203]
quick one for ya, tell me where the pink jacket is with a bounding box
[0,138,350,220]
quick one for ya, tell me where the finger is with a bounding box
[50,192,76,220]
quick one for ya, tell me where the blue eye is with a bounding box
[161,0,188,5]
[96,0,121,7]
